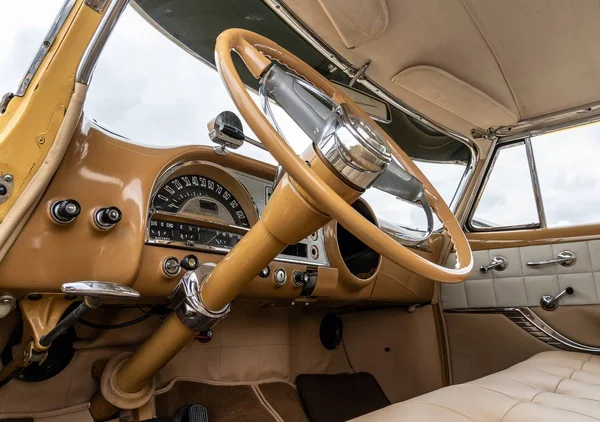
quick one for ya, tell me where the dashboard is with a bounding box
[0,119,439,304]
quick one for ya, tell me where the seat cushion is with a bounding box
[352,351,600,421]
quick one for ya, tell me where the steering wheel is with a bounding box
[214,29,472,283]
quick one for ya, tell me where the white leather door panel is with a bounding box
[442,240,600,309]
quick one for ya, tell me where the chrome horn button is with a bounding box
[315,105,391,190]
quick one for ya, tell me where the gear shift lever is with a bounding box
[39,281,140,347]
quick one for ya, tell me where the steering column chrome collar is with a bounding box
[169,263,231,332]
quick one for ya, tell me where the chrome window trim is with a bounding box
[446,307,600,355]
[76,0,130,85]
[466,140,542,232]
[525,137,547,228]
[494,100,600,140]
[15,0,78,96]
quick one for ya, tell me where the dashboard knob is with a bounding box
[94,206,122,229]
[180,254,199,271]
[293,271,310,287]
[274,269,287,286]
[51,199,81,223]
[259,266,270,278]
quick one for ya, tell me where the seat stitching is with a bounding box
[412,401,477,421]
[465,384,531,400]
[499,402,521,422]
[490,377,540,391]
[529,390,545,402]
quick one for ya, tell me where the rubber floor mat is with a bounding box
[155,382,274,422]
[296,373,390,422]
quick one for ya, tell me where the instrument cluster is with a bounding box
[146,161,328,266]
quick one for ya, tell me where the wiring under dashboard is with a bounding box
[77,305,170,330]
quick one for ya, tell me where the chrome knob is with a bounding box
[51,199,81,223]
[541,287,574,311]
[480,256,508,274]
[94,206,122,229]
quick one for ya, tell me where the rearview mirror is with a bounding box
[332,82,391,124]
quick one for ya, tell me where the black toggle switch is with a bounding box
[180,254,199,271]
[50,199,81,223]
[94,207,122,229]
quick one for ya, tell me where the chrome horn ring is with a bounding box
[258,65,434,244]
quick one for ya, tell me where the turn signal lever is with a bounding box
[39,281,140,347]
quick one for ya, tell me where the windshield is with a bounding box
[1,1,472,233]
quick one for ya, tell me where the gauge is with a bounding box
[152,174,250,228]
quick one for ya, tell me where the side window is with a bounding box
[471,143,539,229]
[470,121,600,230]
[532,123,600,227]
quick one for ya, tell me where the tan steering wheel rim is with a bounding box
[214,29,472,283]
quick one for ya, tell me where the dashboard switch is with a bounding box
[293,271,309,287]
[259,266,270,278]
[180,254,199,271]
[94,206,122,229]
[163,257,180,277]
[274,269,287,286]
[50,199,81,224]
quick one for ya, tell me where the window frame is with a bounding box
[466,137,547,232]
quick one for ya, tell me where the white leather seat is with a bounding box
[353,351,600,421]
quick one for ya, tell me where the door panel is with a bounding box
[442,239,600,383]
[442,240,600,309]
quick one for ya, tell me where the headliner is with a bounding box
[281,0,600,138]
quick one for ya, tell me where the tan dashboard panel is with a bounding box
[0,118,275,293]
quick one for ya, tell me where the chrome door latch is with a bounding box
[480,256,508,274]
[540,287,574,311]
[526,250,576,267]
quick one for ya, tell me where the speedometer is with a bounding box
[147,161,259,253]
[152,174,249,227]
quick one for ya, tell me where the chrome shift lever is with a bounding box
[39,281,140,347]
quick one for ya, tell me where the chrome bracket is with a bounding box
[0,174,14,205]
[170,264,231,332]
[85,0,109,13]
[0,93,14,114]
[349,59,372,87]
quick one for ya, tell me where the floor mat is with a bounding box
[259,383,308,422]
[154,382,275,422]
[296,373,390,422]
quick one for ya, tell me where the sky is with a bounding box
[3,0,598,232]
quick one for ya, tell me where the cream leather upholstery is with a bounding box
[353,351,600,421]
[442,240,600,309]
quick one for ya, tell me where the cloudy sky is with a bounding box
[2,0,598,232]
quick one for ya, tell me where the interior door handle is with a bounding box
[526,250,576,267]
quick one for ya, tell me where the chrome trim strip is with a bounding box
[524,137,547,228]
[76,0,129,84]
[458,136,497,227]
[15,0,77,96]
[495,100,600,138]
[447,307,600,354]
[147,239,328,267]
[261,0,478,214]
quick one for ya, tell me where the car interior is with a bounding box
[2,0,600,421]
